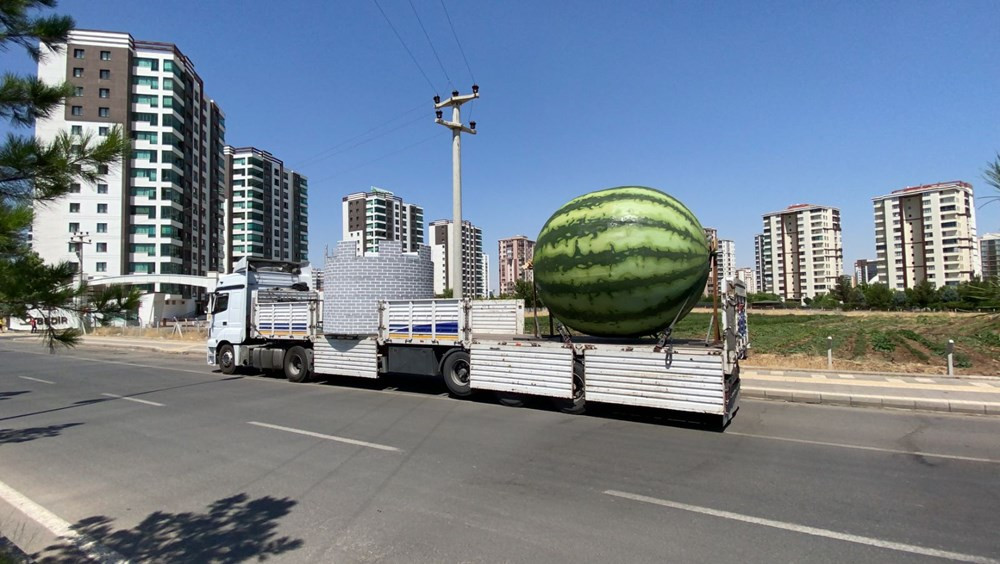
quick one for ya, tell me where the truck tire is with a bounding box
[218,344,237,375]
[552,360,586,415]
[441,350,472,397]
[495,392,525,407]
[284,346,312,383]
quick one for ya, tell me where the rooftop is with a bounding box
[873,180,973,201]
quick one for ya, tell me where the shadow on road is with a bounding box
[0,422,84,444]
[0,390,30,401]
[37,493,304,563]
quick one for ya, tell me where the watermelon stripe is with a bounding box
[546,272,710,326]
[534,247,708,273]
[536,261,709,295]
[536,216,708,250]
[551,189,702,232]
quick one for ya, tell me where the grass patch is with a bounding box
[870,330,896,353]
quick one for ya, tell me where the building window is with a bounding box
[69,183,81,193]
[97,203,108,213]
[97,183,108,194]
[100,50,111,61]
[73,48,84,59]
[72,67,83,77]
[96,242,107,253]
[98,164,108,174]
[69,222,79,232]
[69,203,80,213]
[73,86,83,97]
[71,106,83,116]
[99,69,110,80]
[68,242,78,252]
[71,125,82,135]
[99,88,110,98]
[98,126,108,136]
[96,223,107,233]
[98,107,109,117]
[96,262,107,272]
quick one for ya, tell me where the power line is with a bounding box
[439,0,475,83]
[310,131,445,184]
[408,0,453,90]
[295,110,428,170]
[294,101,426,167]
[372,0,439,94]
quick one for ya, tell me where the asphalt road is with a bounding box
[1,340,999,563]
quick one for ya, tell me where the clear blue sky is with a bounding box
[16,0,1000,289]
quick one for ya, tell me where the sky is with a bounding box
[10,0,1000,290]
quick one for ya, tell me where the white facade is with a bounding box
[31,30,226,297]
[873,181,980,290]
[754,233,768,293]
[719,239,736,282]
[982,233,1000,281]
[759,204,844,301]
[342,188,423,255]
[430,219,486,298]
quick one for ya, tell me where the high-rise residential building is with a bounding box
[873,181,980,290]
[223,146,308,271]
[980,233,1000,281]
[31,30,227,296]
[429,219,486,298]
[481,253,491,297]
[759,204,843,302]
[341,187,424,255]
[702,229,735,296]
[854,259,879,286]
[498,235,535,295]
[754,233,769,293]
[734,267,757,294]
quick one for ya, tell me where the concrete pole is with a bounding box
[451,104,463,299]
[947,339,955,376]
[827,336,833,369]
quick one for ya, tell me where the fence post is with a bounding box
[946,339,954,376]
[827,336,833,369]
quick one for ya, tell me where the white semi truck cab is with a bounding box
[207,257,748,428]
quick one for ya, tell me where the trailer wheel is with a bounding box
[441,350,472,397]
[552,360,586,415]
[218,344,237,375]
[284,346,312,383]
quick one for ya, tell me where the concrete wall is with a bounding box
[323,240,434,334]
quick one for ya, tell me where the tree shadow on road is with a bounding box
[37,493,304,563]
[0,422,83,444]
[0,390,30,401]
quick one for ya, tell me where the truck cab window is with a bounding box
[212,294,229,314]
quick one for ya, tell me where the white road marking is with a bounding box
[915,377,935,383]
[0,478,129,563]
[727,432,1000,464]
[887,378,906,384]
[970,382,994,388]
[100,393,164,407]
[603,490,1000,564]
[744,374,1000,393]
[247,421,401,452]
[812,374,827,380]
[18,375,54,384]
[838,374,855,379]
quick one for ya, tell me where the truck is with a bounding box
[207,257,748,427]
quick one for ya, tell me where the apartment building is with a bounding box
[429,219,486,298]
[759,204,844,301]
[341,188,424,254]
[31,30,227,295]
[734,267,757,294]
[224,146,308,271]
[702,228,735,296]
[498,235,534,295]
[754,233,769,293]
[853,259,879,286]
[873,181,980,290]
[980,233,999,281]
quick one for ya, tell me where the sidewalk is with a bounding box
[0,332,204,355]
[742,368,1000,415]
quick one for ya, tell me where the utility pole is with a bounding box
[434,85,478,299]
[70,230,92,331]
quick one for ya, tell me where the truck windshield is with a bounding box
[212,293,229,314]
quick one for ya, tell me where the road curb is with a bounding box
[76,340,200,356]
[744,366,999,381]
[742,386,999,415]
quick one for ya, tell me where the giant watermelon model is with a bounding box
[533,186,711,337]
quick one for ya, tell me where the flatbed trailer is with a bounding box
[207,258,748,427]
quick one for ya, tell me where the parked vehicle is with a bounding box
[207,257,748,427]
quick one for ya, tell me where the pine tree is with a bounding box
[0,0,137,349]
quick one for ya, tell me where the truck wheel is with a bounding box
[495,392,524,407]
[552,361,586,415]
[284,346,312,383]
[218,344,237,375]
[441,350,472,397]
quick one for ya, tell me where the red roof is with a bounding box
[891,180,970,195]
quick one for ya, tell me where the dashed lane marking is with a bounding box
[18,376,54,384]
[100,393,164,407]
[247,421,401,452]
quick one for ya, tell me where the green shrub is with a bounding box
[871,331,895,352]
